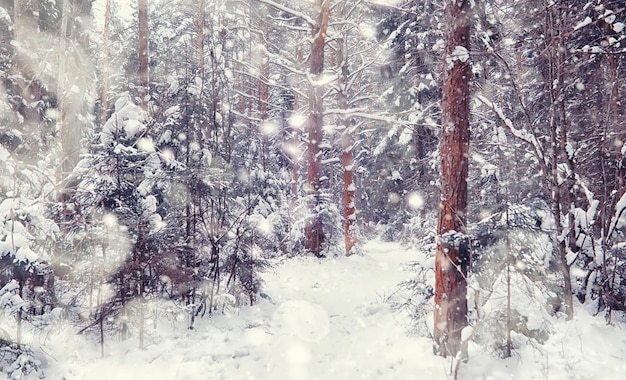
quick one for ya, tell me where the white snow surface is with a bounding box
[13,240,626,379]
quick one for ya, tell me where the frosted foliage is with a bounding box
[398,127,412,145]
[574,16,592,30]
[370,0,405,6]
[142,195,158,215]
[610,191,626,234]
[101,94,146,145]
[446,46,469,68]
[15,246,38,263]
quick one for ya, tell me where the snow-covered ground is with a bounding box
[9,240,626,379]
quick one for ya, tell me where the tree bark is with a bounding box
[138,0,149,109]
[258,12,269,170]
[336,31,356,256]
[545,3,574,319]
[197,0,204,79]
[101,0,111,126]
[433,0,472,358]
[305,0,329,257]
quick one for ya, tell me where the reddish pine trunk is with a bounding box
[305,0,329,257]
[291,48,303,198]
[342,131,356,255]
[433,0,471,358]
[138,0,149,109]
[336,32,356,255]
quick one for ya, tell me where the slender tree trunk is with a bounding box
[56,0,70,181]
[545,3,574,319]
[433,0,472,358]
[292,47,303,199]
[138,0,149,109]
[304,0,329,257]
[101,0,111,126]
[57,0,91,178]
[258,13,269,170]
[197,0,204,79]
[336,32,356,255]
[13,0,21,41]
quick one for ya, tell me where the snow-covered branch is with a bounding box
[253,0,315,26]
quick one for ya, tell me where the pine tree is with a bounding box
[433,0,472,358]
[304,0,330,257]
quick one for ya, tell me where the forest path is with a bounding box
[249,239,446,380]
[43,240,626,380]
[45,239,448,380]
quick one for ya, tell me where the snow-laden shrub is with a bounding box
[288,190,344,257]
[0,281,45,379]
[389,259,435,337]
[471,204,559,357]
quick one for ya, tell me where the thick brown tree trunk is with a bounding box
[305,0,329,257]
[138,0,149,109]
[433,0,472,358]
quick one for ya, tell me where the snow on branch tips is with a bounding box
[476,94,546,167]
[446,45,469,69]
[254,0,314,26]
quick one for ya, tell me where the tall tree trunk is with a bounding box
[336,30,356,255]
[56,0,70,181]
[258,13,269,170]
[305,0,329,257]
[291,47,303,199]
[101,0,111,126]
[197,0,204,79]
[138,0,149,109]
[58,0,91,179]
[545,3,574,319]
[433,0,471,358]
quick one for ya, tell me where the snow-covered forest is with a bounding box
[1,0,626,378]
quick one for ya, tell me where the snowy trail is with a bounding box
[221,239,447,380]
[44,239,448,380]
[41,239,626,380]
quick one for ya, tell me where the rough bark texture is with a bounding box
[305,0,329,257]
[138,0,149,109]
[434,0,471,358]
